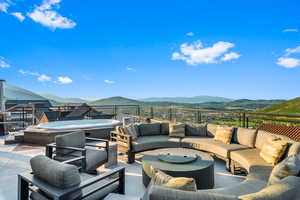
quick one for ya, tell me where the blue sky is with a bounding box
[0,0,300,100]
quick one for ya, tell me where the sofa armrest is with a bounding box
[148,185,239,200]
[110,131,133,151]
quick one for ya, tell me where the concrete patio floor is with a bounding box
[0,139,246,200]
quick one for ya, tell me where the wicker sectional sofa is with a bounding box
[111,122,300,199]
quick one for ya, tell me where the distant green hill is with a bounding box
[90,96,141,105]
[140,96,233,103]
[259,97,300,115]
[41,94,91,104]
[4,84,48,101]
[90,96,283,111]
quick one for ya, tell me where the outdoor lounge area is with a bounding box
[1,121,300,199]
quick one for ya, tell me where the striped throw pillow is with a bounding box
[260,137,288,165]
[214,125,234,144]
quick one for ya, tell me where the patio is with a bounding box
[0,137,245,200]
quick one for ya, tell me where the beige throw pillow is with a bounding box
[169,123,185,138]
[260,137,288,165]
[214,125,234,144]
[152,170,197,192]
[268,155,300,185]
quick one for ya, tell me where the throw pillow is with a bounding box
[214,125,234,144]
[268,155,300,185]
[234,128,257,148]
[260,137,288,165]
[123,124,139,139]
[185,123,207,137]
[152,170,197,192]
[169,123,185,138]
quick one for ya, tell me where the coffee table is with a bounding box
[141,148,214,189]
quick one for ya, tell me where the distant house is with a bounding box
[63,103,115,120]
[38,111,71,123]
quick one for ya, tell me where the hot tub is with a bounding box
[24,119,121,144]
[36,119,121,131]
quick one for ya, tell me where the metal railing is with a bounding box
[3,104,300,136]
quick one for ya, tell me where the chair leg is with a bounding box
[230,161,237,175]
[127,152,135,164]
[225,159,231,172]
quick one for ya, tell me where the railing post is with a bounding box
[246,117,249,128]
[196,110,201,123]
[242,112,246,128]
[150,107,154,119]
[169,108,172,121]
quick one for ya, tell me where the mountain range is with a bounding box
[139,96,233,104]
[3,84,286,111]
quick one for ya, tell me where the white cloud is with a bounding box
[38,74,51,82]
[27,0,76,30]
[104,80,115,84]
[186,32,194,37]
[18,69,53,82]
[172,40,239,65]
[221,52,240,61]
[0,57,10,68]
[11,12,25,22]
[126,67,136,72]
[57,76,73,84]
[285,46,300,56]
[282,29,298,33]
[0,2,9,13]
[277,57,300,68]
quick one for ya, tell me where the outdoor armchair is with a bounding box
[46,131,109,173]
[18,155,125,200]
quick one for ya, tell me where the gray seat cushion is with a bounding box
[55,131,86,156]
[207,123,218,137]
[234,128,257,148]
[230,148,273,172]
[30,155,82,200]
[139,123,161,136]
[148,185,239,200]
[239,176,300,200]
[247,165,274,183]
[201,179,267,196]
[160,122,169,135]
[185,123,207,137]
[255,130,287,149]
[132,136,180,152]
[54,148,107,173]
[31,155,81,188]
[182,137,249,158]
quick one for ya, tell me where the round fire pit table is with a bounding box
[141,148,214,189]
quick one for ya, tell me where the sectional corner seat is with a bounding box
[111,122,300,199]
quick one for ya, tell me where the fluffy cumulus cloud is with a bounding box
[221,52,240,61]
[57,76,73,84]
[38,74,51,82]
[277,57,300,68]
[0,2,9,13]
[104,80,115,84]
[0,57,10,68]
[27,0,76,30]
[282,29,298,33]
[172,40,240,65]
[277,45,300,68]
[11,12,25,22]
[285,46,300,56]
[18,69,52,82]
